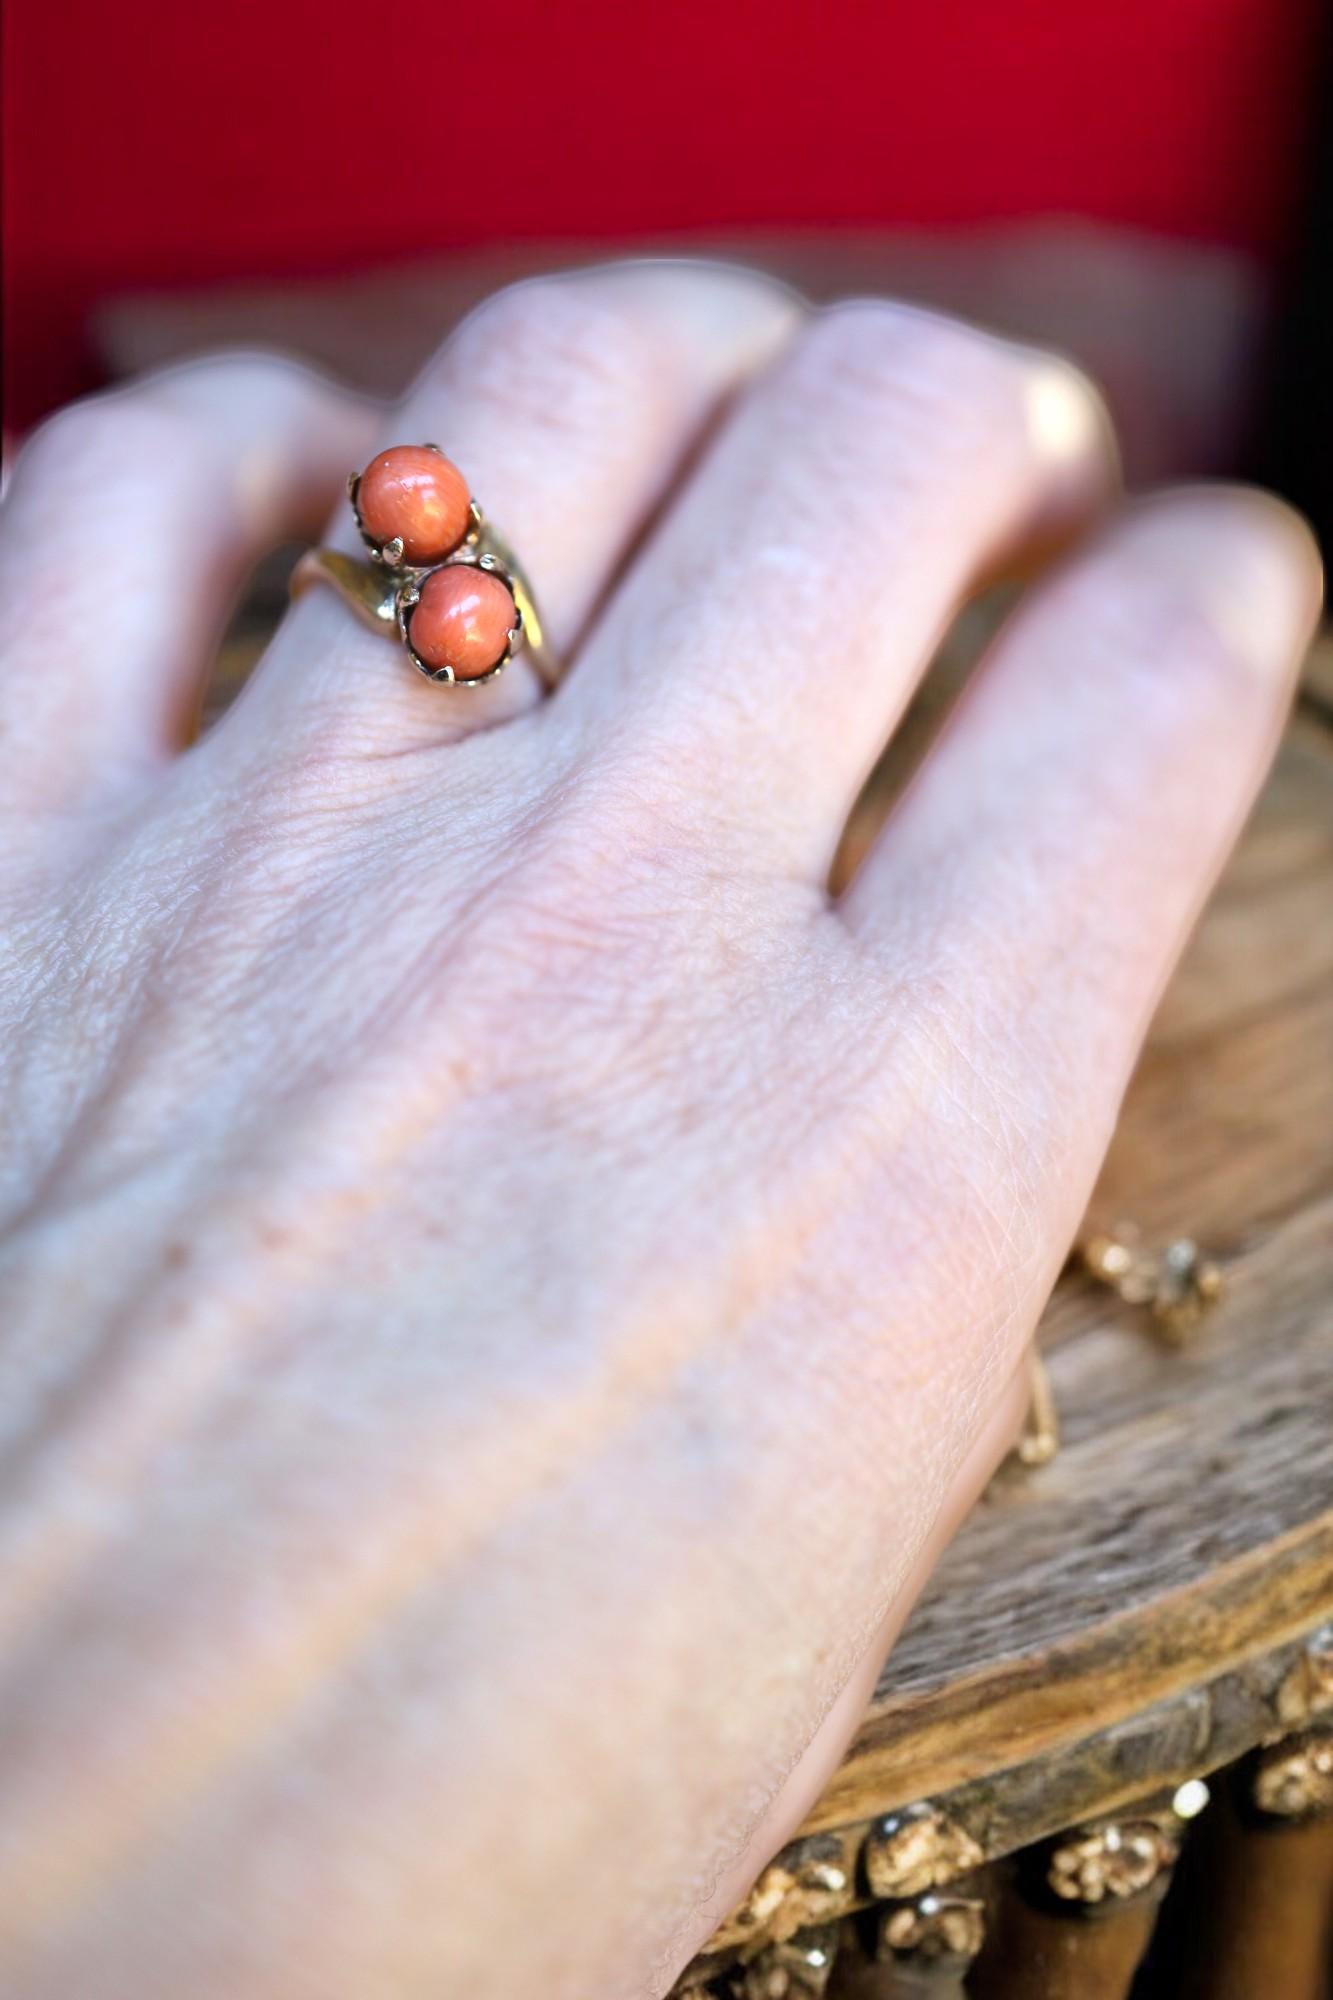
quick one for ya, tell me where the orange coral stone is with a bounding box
[408,567,516,679]
[356,445,471,563]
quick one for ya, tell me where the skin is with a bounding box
[0,261,1322,1998]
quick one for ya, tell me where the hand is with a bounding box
[0,261,1319,1999]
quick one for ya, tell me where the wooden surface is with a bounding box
[805,670,1333,1840]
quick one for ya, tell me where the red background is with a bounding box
[3,0,1325,430]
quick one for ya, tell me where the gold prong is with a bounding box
[1017,1353,1059,1467]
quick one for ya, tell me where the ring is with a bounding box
[290,444,558,689]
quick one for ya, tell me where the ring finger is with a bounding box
[237,261,800,757]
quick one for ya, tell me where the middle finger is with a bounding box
[559,301,1116,879]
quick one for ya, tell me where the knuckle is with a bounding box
[803,299,1020,412]
[1114,571,1255,709]
[147,349,341,429]
[154,347,315,398]
[442,273,654,444]
[9,353,347,514]
[1045,523,1264,714]
[12,388,188,501]
[793,300,1105,477]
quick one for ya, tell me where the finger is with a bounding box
[843,488,1322,1296]
[241,262,802,756]
[0,356,378,812]
[556,300,1117,877]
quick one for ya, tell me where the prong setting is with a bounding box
[395,546,523,687]
[314,446,553,688]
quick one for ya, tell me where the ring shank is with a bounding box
[290,549,399,631]
[290,528,559,690]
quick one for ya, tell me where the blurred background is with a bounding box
[4,0,1330,545]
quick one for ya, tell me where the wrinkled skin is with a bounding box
[0,262,1321,1998]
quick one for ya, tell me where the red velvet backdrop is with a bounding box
[3,0,1324,430]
